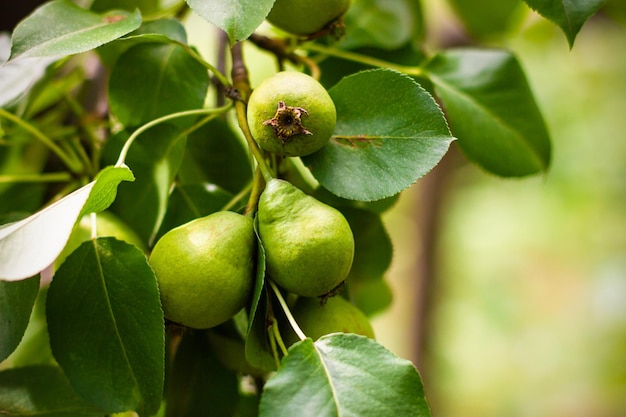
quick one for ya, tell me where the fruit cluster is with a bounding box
[148,0,371,362]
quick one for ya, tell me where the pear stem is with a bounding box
[269,280,307,341]
[244,166,265,217]
[271,316,289,356]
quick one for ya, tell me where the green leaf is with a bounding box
[449,0,523,38]
[4,285,55,367]
[8,0,142,61]
[186,0,274,44]
[259,334,431,417]
[81,165,135,216]
[0,365,105,416]
[0,275,39,361]
[46,237,164,416]
[178,118,253,194]
[523,0,605,47]
[341,0,420,50]
[97,19,188,66]
[91,0,161,15]
[342,208,393,315]
[103,125,186,247]
[166,330,239,417]
[0,166,133,281]
[245,222,277,372]
[108,43,209,128]
[425,48,552,177]
[155,183,233,241]
[303,69,453,202]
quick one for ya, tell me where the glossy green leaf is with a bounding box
[0,275,39,361]
[341,0,419,50]
[178,118,253,194]
[166,330,239,417]
[342,208,393,315]
[259,334,431,417]
[103,125,186,247]
[186,0,274,44]
[8,0,141,61]
[303,69,453,202]
[425,48,551,177]
[155,183,233,241]
[47,237,164,416]
[523,0,605,47]
[449,0,523,38]
[0,166,133,281]
[108,43,209,128]
[0,365,105,416]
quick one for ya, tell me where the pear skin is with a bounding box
[258,179,354,296]
[149,211,255,329]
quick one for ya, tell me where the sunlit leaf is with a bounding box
[8,0,141,61]
[303,69,453,201]
[260,335,431,417]
[0,166,133,281]
[186,0,274,43]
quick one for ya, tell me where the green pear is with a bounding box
[258,179,354,297]
[149,211,255,329]
[285,296,375,345]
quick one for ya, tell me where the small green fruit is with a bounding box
[286,296,375,344]
[247,71,336,157]
[267,0,351,36]
[149,211,255,329]
[258,179,354,296]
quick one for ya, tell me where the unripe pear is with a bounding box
[247,71,336,157]
[267,0,351,36]
[149,211,255,329]
[258,179,354,297]
[286,296,375,344]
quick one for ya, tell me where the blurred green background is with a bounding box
[374,3,626,417]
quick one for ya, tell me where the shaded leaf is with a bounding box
[4,285,55,367]
[178,117,253,194]
[155,183,233,241]
[425,48,551,177]
[91,0,161,15]
[103,125,186,247]
[303,69,453,201]
[0,275,39,361]
[245,221,277,372]
[259,334,431,417]
[0,365,105,417]
[8,0,141,61]
[342,208,393,315]
[186,0,274,44]
[108,42,209,128]
[341,0,419,50]
[98,18,188,66]
[0,166,133,281]
[449,0,523,38]
[47,237,164,416]
[523,0,605,47]
[166,330,239,417]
